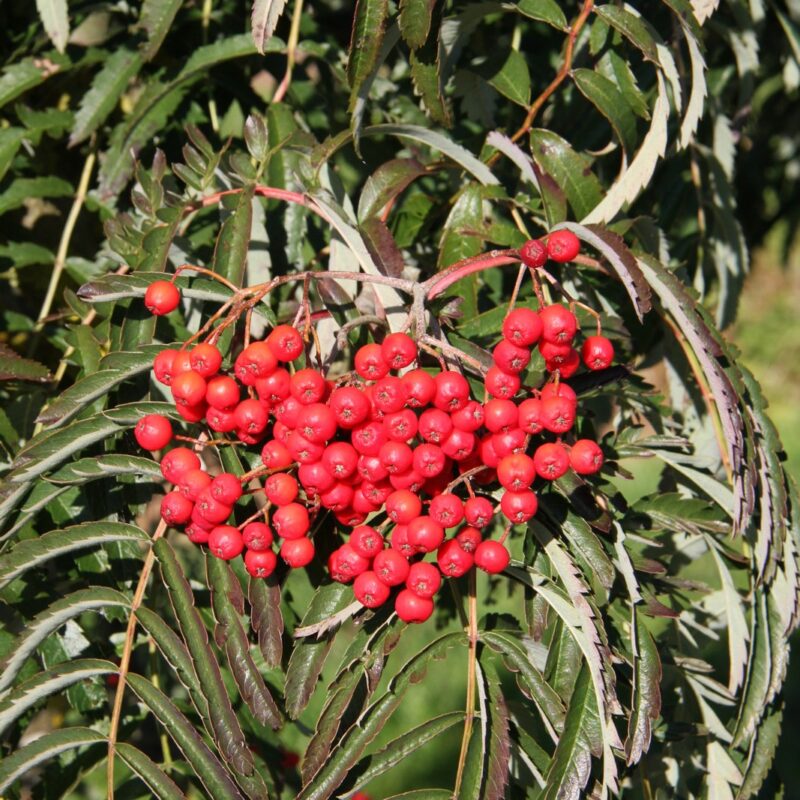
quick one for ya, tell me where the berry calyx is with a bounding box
[519,239,547,269]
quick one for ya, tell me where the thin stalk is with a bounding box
[453,570,479,796]
[273,0,304,104]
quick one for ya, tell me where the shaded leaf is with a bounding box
[573,67,638,154]
[0,345,51,383]
[517,0,568,29]
[399,0,437,48]
[116,743,184,800]
[347,0,389,112]
[358,158,427,222]
[485,49,531,107]
[252,0,289,54]
[248,576,283,669]
[140,0,183,60]
[625,611,661,765]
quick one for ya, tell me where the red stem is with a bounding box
[425,251,521,300]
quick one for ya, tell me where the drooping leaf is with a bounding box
[572,67,638,154]
[0,345,51,383]
[115,743,184,800]
[251,0,289,54]
[36,0,70,53]
[483,666,511,800]
[347,0,389,111]
[358,158,427,222]
[140,0,183,60]
[625,611,661,765]
[517,0,568,29]
[399,0,438,48]
[248,576,284,669]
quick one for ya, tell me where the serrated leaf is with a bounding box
[140,0,183,60]
[0,659,116,736]
[530,129,603,220]
[0,522,148,589]
[116,743,184,800]
[594,5,659,63]
[0,176,73,217]
[154,539,256,778]
[252,0,289,54]
[485,49,531,107]
[399,0,437,48]
[573,68,638,154]
[284,582,352,719]
[738,705,782,799]
[70,49,143,146]
[679,23,706,147]
[0,727,105,794]
[0,55,69,110]
[36,0,70,53]
[347,0,389,111]
[410,42,452,127]
[206,555,282,730]
[484,668,511,800]
[126,674,246,800]
[517,0,568,29]
[597,50,650,119]
[0,587,129,694]
[358,158,427,222]
[626,611,661,765]
[248,576,283,669]
[0,345,51,383]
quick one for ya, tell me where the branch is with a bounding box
[424,250,521,300]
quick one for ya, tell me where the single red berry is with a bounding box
[441,428,476,461]
[395,589,434,623]
[437,538,474,577]
[350,525,384,559]
[242,522,274,551]
[519,239,547,269]
[353,570,391,608]
[474,540,510,574]
[551,349,580,378]
[290,368,327,405]
[193,490,233,525]
[135,414,173,451]
[178,468,212,501]
[351,420,387,457]
[171,370,207,407]
[372,376,408,414]
[287,430,325,464]
[539,305,578,344]
[272,502,310,540]
[329,386,371,429]
[434,371,470,412]
[319,441,358,481]
[261,439,293,469]
[281,537,315,568]
[429,493,465,529]
[540,382,577,403]
[456,526,482,553]
[381,332,418,370]
[390,524,415,558]
[153,349,179,385]
[500,490,539,523]
[354,343,390,380]
[497,453,536,491]
[383,408,419,441]
[328,543,370,582]
[541,395,576,434]
[484,366,520,399]
[234,399,269,436]
[491,427,527,458]
[265,473,299,506]
[267,325,304,362]
[407,516,445,553]
[297,462,334,496]
[319,482,355,512]
[402,369,437,408]
[208,525,244,560]
[357,455,389,483]
[412,443,447,478]
[388,469,425,493]
[533,442,570,480]
[546,230,581,263]
[177,401,207,425]
[210,473,242,505]
[205,376,240,411]
[245,548,278,578]
[450,400,484,433]
[581,336,615,370]
[160,447,201,484]
[189,343,222,378]
[235,342,279,385]
[464,496,494,529]
[493,340,531,374]
[186,523,211,544]
[145,280,180,315]
[539,340,573,364]
[171,350,193,376]
[379,440,414,475]
[503,308,543,349]
[570,439,604,475]
[274,396,302,428]
[406,561,442,599]
[160,491,194,525]
[374,548,410,586]
[297,403,337,444]
[483,399,518,433]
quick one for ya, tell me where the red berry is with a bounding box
[390,470,425,493]
[205,376,240,410]
[412,443,446,478]
[281,537,315,568]
[255,371,291,405]
[297,403,337,444]
[379,440,414,475]
[383,408,419,441]
[570,439,604,475]
[234,399,269,436]
[350,525,384,559]
[351,420,387,457]
[353,570,391,608]
[402,369,437,408]
[539,305,578,345]
[484,366,520,399]
[474,540,510,573]
[261,439,293,469]
[194,491,233,525]
[160,491,194,525]
[491,427,526,458]
[160,447,201,484]
[497,453,536,491]
[372,376,408,414]
[145,280,180,315]
[272,503,310,539]
[456,527,482,553]
[483,399,518,433]
[287,430,325,464]
[406,561,442,599]
[493,340,531,374]
[354,343,389,380]
[437,538,474,577]
[189,343,222,378]
[267,325,304,362]
[546,230,581,263]
[208,525,244,560]
[395,589,434,623]
[210,473,242,505]
[135,414,173,451]
[186,523,211,544]
[519,239,547,269]
[319,482,354,512]
[235,342,278,385]
[329,386,371,429]
[581,336,615,370]
[374,548,410,586]
[541,395,576,434]
[290,368,327,404]
[540,382,577,403]
[171,370,207,407]
[407,516,445,553]
[539,340,573,364]
[441,428,476,461]
[434,371,470,412]
[245,548,277,578]
[500,490,539,523]
[418,409,453,444]
[450,400,485,432]
[381,332,418,370]
[265,473,299,506]
[390,524,415,558]
[533,442,570,480]
[429,493,465,528]
[242,522,274,551]
[357,455,389,483]
[179,468,212,501]
[153,349,179,385]
[386,490,423,524]
[551,349,580,378]
[328,544,370,582]
[464,497,494,529]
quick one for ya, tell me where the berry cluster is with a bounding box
[136,233,612,624]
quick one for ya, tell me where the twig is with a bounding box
[453,570,479,795]
[273,0,305,104]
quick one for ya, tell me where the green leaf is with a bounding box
[0,345,51,383]
[738,705,783,799]
[140,0,183,60]
[154,539,256,778]
[410,41,452,127]
[358,158,427,222]
[678,23,706,148]
[0,55,69,110]
[594,5,659,63]
[484,667,511,800]
[212,186,254,290]
[0,659,116,736]
[517,0,568,29]
[347,0,389,112]
[251,0,289,54]
[485,49,531,107]
[70,49,143,146]
[248,576,283,669]
[0,727,105,794]
[360,217,405,277]
[36,0,70,53]
[399,0,437,48]
[126,674,246,800]
[0,522,148,589]
[529,129,603,220]
[0,587,129,694]
[456,717,484,800]
[206,554,282,730]
[116,743,184,800]
[625,611,661,765]
[597,50,650,119]
[0,176,73,217]
[284,582,353,719]
[572,68,638,154]
[349,712,464,794]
